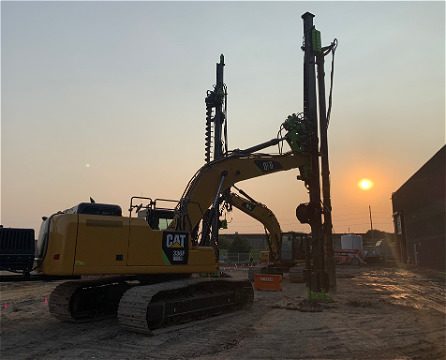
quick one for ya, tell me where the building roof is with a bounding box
[392,145,445,199]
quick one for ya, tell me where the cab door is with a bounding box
[127,217,164,266]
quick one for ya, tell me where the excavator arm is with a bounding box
[170,150,309,235]
[225,189,282,264]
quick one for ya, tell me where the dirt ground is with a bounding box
[1,265,445,360]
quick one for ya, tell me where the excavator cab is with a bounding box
[146,209,175,230]
[130,196,176,231]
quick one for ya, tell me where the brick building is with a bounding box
[392,146,445,271]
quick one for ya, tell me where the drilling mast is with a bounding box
[299,12,337,292]
[203,55,227,249]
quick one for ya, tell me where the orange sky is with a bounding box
[1,2,445,237]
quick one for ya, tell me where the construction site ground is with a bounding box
[1,264,445,360]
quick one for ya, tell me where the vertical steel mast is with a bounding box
[203,55,227,250]
[316,44,336,292]
[301,12,328,292]
[205,55,226,164]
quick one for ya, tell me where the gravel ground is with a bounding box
[1,265,445,359]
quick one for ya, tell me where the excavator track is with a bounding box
[49,277,131,322]
[118,278,254,334]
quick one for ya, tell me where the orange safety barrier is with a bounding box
[254,273,282,291]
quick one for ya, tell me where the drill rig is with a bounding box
[0,12,337,333]
[201,59,308,267]
[0,105,310,335]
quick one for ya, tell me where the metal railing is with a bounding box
[218,250,263,265]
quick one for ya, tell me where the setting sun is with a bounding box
[358,178,374,191]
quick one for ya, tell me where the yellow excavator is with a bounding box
[224,187,282,265]
[0,50,312,333]
[0,116,310,334]
[224,188,310,282]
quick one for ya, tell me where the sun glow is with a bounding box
[358,178,374,191]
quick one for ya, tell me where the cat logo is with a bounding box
[162,231,189,265]
[166,233,187,249]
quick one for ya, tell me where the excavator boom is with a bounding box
[173,151,309,234]
[225,191,282,263]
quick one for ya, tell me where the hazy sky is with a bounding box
[1,1,445,236]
